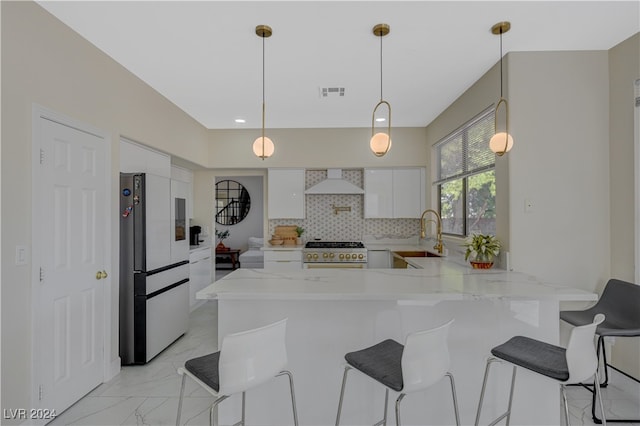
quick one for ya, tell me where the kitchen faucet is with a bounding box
[420,209,444,254]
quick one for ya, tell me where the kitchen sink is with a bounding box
[392,250,440,268]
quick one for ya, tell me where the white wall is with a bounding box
[608,33,640,377]
[206,127,429,169]
[1,2,209,418]
[508,51,611,291]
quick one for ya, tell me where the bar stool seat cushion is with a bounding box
[561,309,640,337]
[345,339,404,392]
[491,336,569,382]
[184,351,221,392]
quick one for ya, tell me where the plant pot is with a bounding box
[470,260,494,269]
[216,241,229,251]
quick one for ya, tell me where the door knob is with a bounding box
[95,270,108,280]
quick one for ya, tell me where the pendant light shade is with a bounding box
[490,21,513,156]
[370,23,391,157]
[371,131,393,156]
[252,136,274,158]
[254,24,274,160]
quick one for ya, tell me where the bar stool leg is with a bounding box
[374,388,389,426]
[241,391,246,425]
[593,370,607,426]
[277,370,299,426]
[505,365,517,426]
[208,395,228,426]
[446,372,461,426]
[475,358,517,426]
[561,385,571,426]
[335,366,351,426]
[475,358,499,426]
[395,393,406,426]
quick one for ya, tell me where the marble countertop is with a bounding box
[197,256,597,303]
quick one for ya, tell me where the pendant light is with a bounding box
[252,25,275,160]
[489,21,514,156]
[370,23,392,157]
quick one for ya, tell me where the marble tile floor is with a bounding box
[49,302,220,426]
[565,369,640,426]
[50,301,640,426]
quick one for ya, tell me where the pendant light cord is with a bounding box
[262,34,265,142]
[499,29,503,98]
[379,33,384,101]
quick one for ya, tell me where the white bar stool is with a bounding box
[176,318,299,426]
[475,314,606,426]
[335,319,460,426]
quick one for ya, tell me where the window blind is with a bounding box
[434,107,495,185]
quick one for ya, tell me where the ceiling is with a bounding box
[37,1,639,130]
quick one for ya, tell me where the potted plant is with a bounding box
[216,229,230,251]
[295,226,305,245]
[462,233,500,269]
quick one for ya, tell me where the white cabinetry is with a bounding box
[367,250,391,268]
[120,138,171,178]
[171,165,193,219]
[268,168,305,219]
[264,250,302,270]
[170,177,190,263]
[393,168,425,218]
[189,247,212,311]
[364,168,425,218]
[363,169,393,218]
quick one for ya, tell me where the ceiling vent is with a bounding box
[320,87,345,98]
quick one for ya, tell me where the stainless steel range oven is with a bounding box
[303,241,367,269]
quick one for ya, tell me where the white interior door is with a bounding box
[36,116,107,413]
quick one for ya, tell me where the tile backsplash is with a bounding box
[269,169,420,241]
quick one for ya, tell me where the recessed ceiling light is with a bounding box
[235,118,246,124]
[375,117,386,122]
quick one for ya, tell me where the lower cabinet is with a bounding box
[264,249,302,270]
[367,250,391,268]
[189,247,212,310]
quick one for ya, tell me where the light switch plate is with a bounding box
[15,245,29,265]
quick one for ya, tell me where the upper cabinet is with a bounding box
[120,138,171,178]
[268,168,305,219]
[364,169,394,218]
[364,168,426,218]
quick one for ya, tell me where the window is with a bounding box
[434,108,496,237]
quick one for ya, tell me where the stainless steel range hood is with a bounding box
[305,169,364,194]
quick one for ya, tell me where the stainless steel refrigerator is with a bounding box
[119,173,189,364]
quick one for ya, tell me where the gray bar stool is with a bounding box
[475,314,606,426]
[175,318,299,426]
[335,319,460,426]
[561,278,640,423]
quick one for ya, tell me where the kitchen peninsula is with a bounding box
[197,257,596,426]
